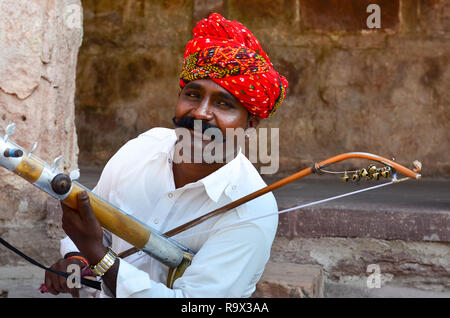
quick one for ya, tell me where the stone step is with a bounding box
[253,262,323,298]
[264,175,450,243]
[0,266,70,298]
[325,281,450,298]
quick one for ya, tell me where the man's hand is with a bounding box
[61,191,106,265]
[44,257,86,297]
[60,191,119,296]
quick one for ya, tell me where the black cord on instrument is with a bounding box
[0,236,101,291]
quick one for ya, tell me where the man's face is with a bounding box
[174,79,253,134]
[173,79,260,163]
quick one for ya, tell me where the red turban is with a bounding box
[180,13,288,119]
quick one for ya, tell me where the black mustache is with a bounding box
[172,116,224,141]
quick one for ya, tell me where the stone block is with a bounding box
[270,237,450,292]
[0,266,71,298]
[81,0,193,48]
[193,0,227,22]
[0,0,81,264]
[419,0,450,35]
[227,0,301,47]
[399,0,420,33]
[263,36,450,177]
[271,176,450,242]
[254,262,324,298]
[75,45,183,163]
[300,0,399,32]
[0,223,62,267]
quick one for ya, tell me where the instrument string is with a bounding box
[172,181,397,240]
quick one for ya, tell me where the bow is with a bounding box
[118,151,422,258]
[166,152,421,235]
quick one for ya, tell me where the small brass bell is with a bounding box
[360,168,369,179]
[342,172,349,182]
[368,164,377,175]
[352,172,360,182]
[371,172,380,180]
[382,166,392,178]
[380,167,389,178]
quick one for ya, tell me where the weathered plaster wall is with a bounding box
[75,0,449,176]
[0,0,82,266]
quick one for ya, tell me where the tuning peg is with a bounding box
[69,169,80,181]
[3,123,16,142]
[51,155,62,173]
[27,142,38,158]
[413,160,422,172]
[51,173,72,195]
[4,148,23,158]
[342,171,349,182]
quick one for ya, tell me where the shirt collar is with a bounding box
[146,128,245,203]
[200,149,243,203]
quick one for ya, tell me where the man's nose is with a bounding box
[192,97,213,120]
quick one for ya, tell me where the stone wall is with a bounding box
[271,236,450,296]
[75,0,449,176]
[0,0,82,266]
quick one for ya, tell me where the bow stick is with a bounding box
[118,152,422,258]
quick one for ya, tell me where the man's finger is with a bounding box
[77,191,96,222]
[60,201,78,216]
[47,272,66,294]
[69,287,80,298]
[44,272,58,295]
[58,274,70,293]
[61,203,82,234]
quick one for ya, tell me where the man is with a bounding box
[45,13,288,298]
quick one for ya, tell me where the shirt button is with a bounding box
[232,185,237,190]
[154,219,159,224]
[168,193,173,198]
[168,158,172,165]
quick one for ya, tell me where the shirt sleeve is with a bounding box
[60,235,79,257]
[108,223,270,298]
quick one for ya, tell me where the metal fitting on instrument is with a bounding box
[3,148,23,158]
[51,173,72,195]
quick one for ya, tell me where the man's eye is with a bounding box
[216,100,233,108]
[185,92,200,98]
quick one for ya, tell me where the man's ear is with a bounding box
[247,114,261,129]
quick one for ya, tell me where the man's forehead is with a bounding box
[185,79,228,93]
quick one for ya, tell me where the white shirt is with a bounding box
[60,127,278,298]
